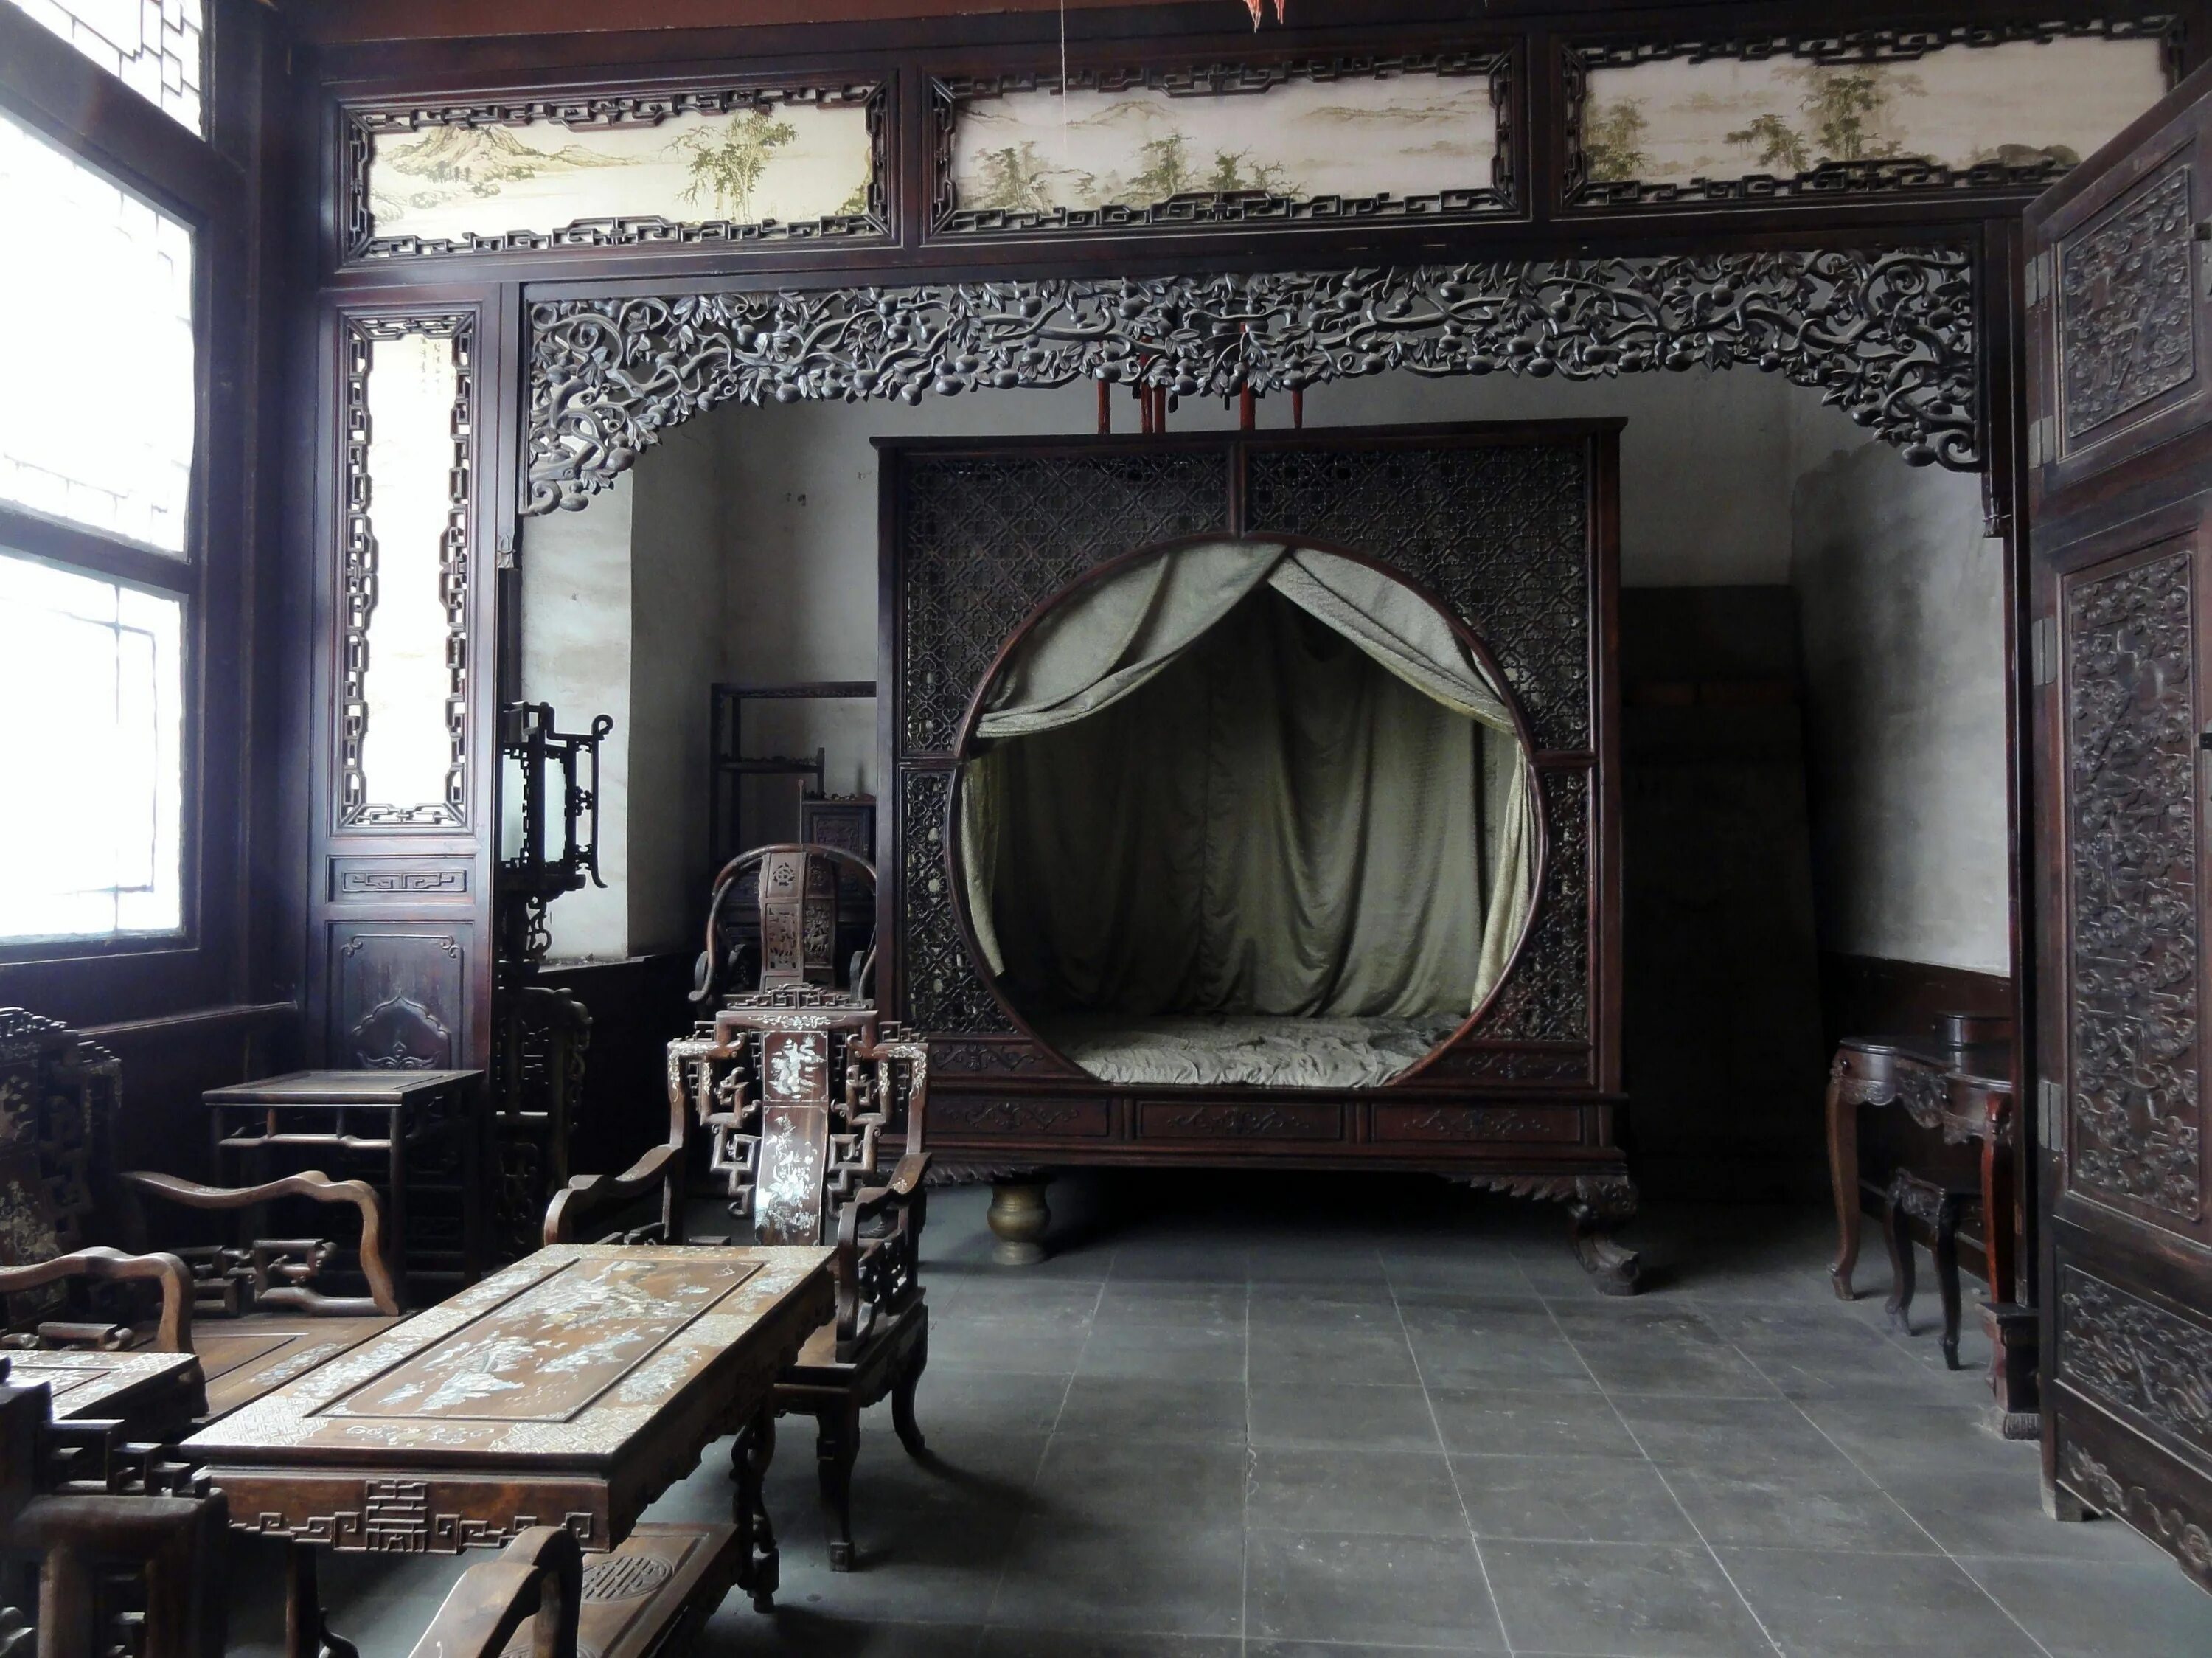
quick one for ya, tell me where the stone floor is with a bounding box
[234,1171,2212,1657]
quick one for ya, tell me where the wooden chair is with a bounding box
[0,1010,402,1422]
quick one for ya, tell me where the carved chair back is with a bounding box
[0,1012,114,1338]
[692,844,877,1007]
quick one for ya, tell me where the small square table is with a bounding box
[203,1069,486,1303]
[183,1241,834,1657]
[4,1348,206,1440]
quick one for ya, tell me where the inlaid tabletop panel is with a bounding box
[193,1317,397,1421]
[6,1348,206,1433]
[184,1244,832,1468]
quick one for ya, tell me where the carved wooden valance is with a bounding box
[521,246,1978,515]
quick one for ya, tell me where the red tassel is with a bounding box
[1242,0,1281,27]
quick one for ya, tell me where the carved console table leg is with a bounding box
[1566,1176,1641,1297]
[987,1180,1051,1267]
[1826,1058,1861,1300]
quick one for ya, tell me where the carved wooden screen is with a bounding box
[881,425,1615,1096]
[2028,69,2212,1592]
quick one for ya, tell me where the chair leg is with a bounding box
[891,1328,928,1458]
[1882,1175,1916,1336]
[815,1403,860,1572]
[1935,1197,1965,1370]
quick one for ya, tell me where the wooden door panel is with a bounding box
[2028,74,2212,499]
[2057,522,2211,1248]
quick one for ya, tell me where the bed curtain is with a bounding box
[958,539,1537,1046]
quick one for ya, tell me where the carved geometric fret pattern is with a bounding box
[2057,1267,2212,1456]
[341,315,475,829]
[2059,165,2198,443]
[1474,766,1590,1043]
[2067,549,2202,1221]
[1245,441,1590,749]
[521,249,1979,515]
[900,451,1228,754]
[898,768,1010,1033]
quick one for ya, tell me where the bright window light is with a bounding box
[4,0,204,134]
[0,551,184,942]
[0,105,196,553]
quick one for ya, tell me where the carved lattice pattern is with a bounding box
[1475,766,1590,1043]
[898,769,1009,1033]
[1246,441,1590,749]
[901,451,1228,754]
[2067,549,2202,1222]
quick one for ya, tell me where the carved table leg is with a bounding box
[732,1405,779,1612]
[987,1180,1051,1267]
[1883,1173,1917,1336]
[891,1325,928,1457]
[1933,1195,1966,1370]
[283,1542,358,1658]
[815,1401,860,1572]
[1826,1059,1861,1300]
[1566,1176,1641,1296]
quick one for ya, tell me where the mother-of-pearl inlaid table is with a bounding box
[181,1242,834,1658]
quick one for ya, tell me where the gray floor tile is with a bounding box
[1245,1530,1506,1650]
[1958,1555,2212,1657]
[1248,1381,1441,1452]
[1429,1387,1643,1460]
[1248,1316,1422,1387]
[1050,1376,1248,1444]
[1569,1336,1783,1399]
[1453,1454,1699,1545]
[898,1370,1072,1439]
[700,1612,985,1656]
[1074,1317,1248,1381]
[1793,1398,2026,1482]
[985,1522,1246,1638]
[1661,1468,1935,1553]
[1610,1395,1859,1477]
[975,1631,1240,1657]
[1880,1468,2174,1563]
[1719,1546,2032,1657]
[1481,1540,1774,1657]
[1245,1446,1469,1536]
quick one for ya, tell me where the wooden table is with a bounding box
[4,1348,206,1438]
[203,1069,487,1304]
[1825,1030,2035,1434]
[182,1242,834,1657]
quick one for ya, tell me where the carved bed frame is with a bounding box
[872,421,1635,1288]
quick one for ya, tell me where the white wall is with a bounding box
[518,473,632,962]
[1787,400,2010,974]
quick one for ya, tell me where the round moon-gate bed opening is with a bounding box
[952,536,1544,1091]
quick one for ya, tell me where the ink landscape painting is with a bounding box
[1579,35,2165,192]
[366,100,875,247]
[949,70,1501,220]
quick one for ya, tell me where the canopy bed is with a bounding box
[877,423,1632,1288]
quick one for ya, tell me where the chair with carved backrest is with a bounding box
[680,845,930,1571]
[0,1010,401,1421]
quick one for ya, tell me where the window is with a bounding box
[0,555,183,940]
[0,12,206,954]
[0,107,196,552]
[4,0,204,134]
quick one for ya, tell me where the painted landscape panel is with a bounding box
[365,99,875,250]
[947,69,1501,223]
[1579,35,2166,196]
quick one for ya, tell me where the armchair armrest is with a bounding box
[0,1247,193,1353]
[406,1525,581,1658]
[121,1170,400,1317]
[543,1144,682,1246]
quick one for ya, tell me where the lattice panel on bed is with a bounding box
[899,450,1229,755]
[1475,766,1590,1042]
[1244,443,1592,750]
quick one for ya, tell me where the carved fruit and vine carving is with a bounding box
[521,248,1978,516]
[2066,549,2202,1223]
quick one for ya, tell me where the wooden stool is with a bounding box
[1883,1169,1974,1370]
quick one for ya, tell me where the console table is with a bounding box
[184,1241,834,1657]
[1825,1019,2035,1435]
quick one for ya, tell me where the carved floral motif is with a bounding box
[2059,165,2198,442]
[522,249,1979,516]
[2058,1268,2212,1455]
[2066,550,2202,1221]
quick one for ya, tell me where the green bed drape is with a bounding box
[959,540,1537,1028]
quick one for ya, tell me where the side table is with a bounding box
[1825,1021,2036,1436]
[202,1071,485,1308]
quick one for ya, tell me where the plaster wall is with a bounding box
[518,471,633,961]
[1787,400,2010,975]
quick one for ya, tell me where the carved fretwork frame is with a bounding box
[520,244,1978,516]
[341,80,891,263]
[341,313,475,830]
[927,50,1518,238]
[1560,17,2184,212]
